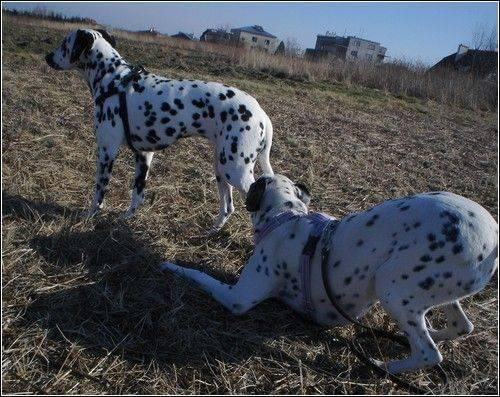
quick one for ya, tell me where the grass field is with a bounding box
[2,15,498,394]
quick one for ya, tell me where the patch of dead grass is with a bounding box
[2,15,498,394]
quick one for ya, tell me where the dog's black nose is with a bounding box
[45,53,61,70]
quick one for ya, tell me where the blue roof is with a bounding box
[231,25,276,39]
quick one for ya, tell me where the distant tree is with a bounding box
[471,23,498,51]
[215,24,232,33]
[3,5,90,23]
[32,5,48,17]
[284,37,302,57]
[275,41,285,55]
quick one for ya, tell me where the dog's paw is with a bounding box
[368,359,406,375]
[160,262,176,272]
[367,357,390,373]
[120,208,136,220]
[160,262,187,277]
[206,225,222,236]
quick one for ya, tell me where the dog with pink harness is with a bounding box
[162,173,498,374]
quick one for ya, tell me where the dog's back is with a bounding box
[311,191,498,326]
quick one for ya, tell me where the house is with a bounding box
[171,32,196,41]
[200,29,234,44]
[230,25,279,53]
[430,44,498,78]
[305,33,387,62]
[136,26,163,36]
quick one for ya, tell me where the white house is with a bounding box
[230,25,279,53]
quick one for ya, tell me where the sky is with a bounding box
[4,1,498,65]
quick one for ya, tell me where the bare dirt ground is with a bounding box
[2,16,498,394]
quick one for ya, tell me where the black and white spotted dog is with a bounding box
[45,29,273,231]
[163,174,498,373]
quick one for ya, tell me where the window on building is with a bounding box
[368,44,375,50]
[265,39,270,45]
[355,40,360,46]
[252,36,257,42]
[366,54,372,60]
[351,50,358,57]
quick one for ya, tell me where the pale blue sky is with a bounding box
[4,1,498,65]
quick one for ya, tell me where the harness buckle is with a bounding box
[120,65,146,87]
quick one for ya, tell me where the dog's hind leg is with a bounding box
[162,254,275,315]
[123,151,154,218]
[374,261,443,373]
[257,115,274,176]
[209,172,235,234]
[208,151,245,234]
[209,165,254,233]
[376,305,443,374]
[428,301,474,342]
[83,144,119,218]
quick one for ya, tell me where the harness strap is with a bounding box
[118,91,136,153]
[94,65,147,153]
[254,211,333,316]
[300,213,332,314]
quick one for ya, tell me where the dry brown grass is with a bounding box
[4,13,496,111]
[2,15,498,394]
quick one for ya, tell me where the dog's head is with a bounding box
[245,174,311,216]
[45,28,116,71]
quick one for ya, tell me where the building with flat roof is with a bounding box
[200,29,233,44]
[306,34,387,62]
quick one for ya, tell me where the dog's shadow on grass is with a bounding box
[2,191,81,221]
[6,193,434,392]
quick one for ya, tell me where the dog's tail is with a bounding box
[258,114,274,176]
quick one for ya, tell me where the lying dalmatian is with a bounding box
[162,174,498,373]
[45,29,273,231]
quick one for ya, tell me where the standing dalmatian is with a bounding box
[163,174,498,373]
[45,29,274,232]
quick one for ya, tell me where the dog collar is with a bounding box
[253,211,302,245]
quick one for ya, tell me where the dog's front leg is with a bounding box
[162,254,276,315]
[83,144,119,218]
[123,151,154,218]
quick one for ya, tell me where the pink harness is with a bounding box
[254,211,334,316]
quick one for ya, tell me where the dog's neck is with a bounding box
[77,40,131,101]
[251,200,307,235]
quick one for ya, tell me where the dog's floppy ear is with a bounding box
[70,29,94,63]
[96,29,116,48]
[295,182,311,206]
[245,177,268,212]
